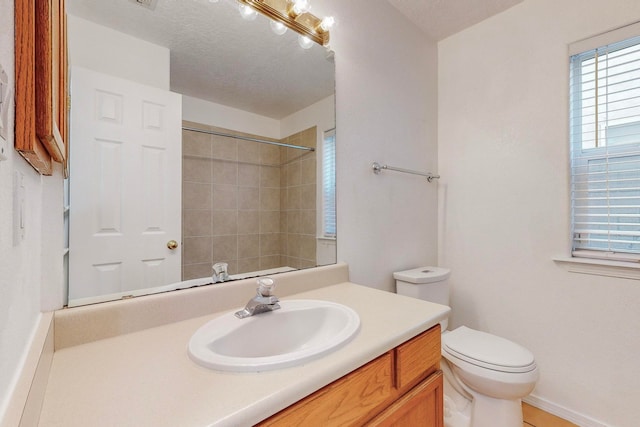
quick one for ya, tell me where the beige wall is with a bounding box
[439,1,640,425]
[181,123,316,279]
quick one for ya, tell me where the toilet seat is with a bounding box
[442,326,536,373]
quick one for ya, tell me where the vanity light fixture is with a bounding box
[270,20,288,35]
[298,35,313,49]
[236,0,333,47]
[239,3,258,20]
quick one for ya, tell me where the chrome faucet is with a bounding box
[235,277,280,319]
[212,262,229,283]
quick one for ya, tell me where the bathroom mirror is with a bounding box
[65,0,336,306]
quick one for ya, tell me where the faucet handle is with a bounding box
[257,277,275,297]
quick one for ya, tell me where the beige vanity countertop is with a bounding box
[38,282,449,427]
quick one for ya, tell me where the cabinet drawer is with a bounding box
[395,325,441,390]
[258,352,394,426]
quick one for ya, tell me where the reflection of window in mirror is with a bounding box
[322,128,336,238]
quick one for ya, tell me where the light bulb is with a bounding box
[298,35,313,49]
[270,20,288,35]
[239,4,258,21]
[319,16,334,32]
[291,0,310,16]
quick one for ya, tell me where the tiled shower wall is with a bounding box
[181,121,316,280]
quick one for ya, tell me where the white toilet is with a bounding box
[394,267,539,427]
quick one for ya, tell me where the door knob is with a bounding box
[167,240,179,250]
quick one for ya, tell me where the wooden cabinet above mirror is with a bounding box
[15,0,67,175]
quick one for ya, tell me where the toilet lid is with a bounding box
[442,326,536,373]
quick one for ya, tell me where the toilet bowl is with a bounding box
[394,267,539,427]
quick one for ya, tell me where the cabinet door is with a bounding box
[258,353,393,426]
[366,371,443,427]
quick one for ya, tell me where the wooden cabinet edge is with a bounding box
[14,0,67,175]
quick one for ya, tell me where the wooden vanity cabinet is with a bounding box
[258,324,443,427]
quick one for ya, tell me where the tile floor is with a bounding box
[523,403,578,427]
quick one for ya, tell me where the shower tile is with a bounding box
[287,234,300,257]
[299,235,316,260]
[260,188,281,211]
[237,140,260,163]
[183,182,212,211]
[300,210,316,235]
[300,158,316,185]
[182,263,212,281]
[287,211,300,233]
[183,210,212,237]
[211,134,238,161]
[260,166,281,188]
[260,144,280,166]
[182,130,212,157]
[238,234,260,259]
[237,210,259,235]
[212,185,238,210]
[237,257,260,274]
[260,211,280,233]
[238,187,260,210]
[260,233,281,256]
[287,186,301,210]
[260,255,281,270]
[238,164,260,187]
[299,259,316,269]
[286,162,301,186]
[212,210,238,236]
[183,157,212,183]
[183,236,213,265]
[282,256,299,269]
[213,161,239,185]
[213,235,238,262]
[300,184,316,209]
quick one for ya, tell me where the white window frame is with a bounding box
[321,128,336,238]
[570,26,640,262]
[554,22,640,280]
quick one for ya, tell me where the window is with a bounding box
[322,128,336,238]
[570,30,640,261]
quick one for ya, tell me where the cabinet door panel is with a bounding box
[259,353,393,426]
[367,371,443,427]
[396,324,441,391]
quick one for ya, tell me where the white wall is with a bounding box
[182,95,281,139]
[0,0,64,419]
[67,15,170,90]
[438,1,640,426]
[321,0,439,291]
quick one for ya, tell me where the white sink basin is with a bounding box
[188,299,360,372]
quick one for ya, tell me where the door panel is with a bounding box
[69,67,182,304]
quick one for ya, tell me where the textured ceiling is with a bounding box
[66,0,335,119]
[386,0,524,40]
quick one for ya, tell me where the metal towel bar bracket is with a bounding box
[372,162,440,183]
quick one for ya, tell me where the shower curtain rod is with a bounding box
[182,126,315,152]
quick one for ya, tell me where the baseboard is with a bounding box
[524,394,610,427]
[0,313,54,427]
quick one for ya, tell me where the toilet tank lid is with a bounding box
[393,266,451,284]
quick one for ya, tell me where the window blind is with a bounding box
[322,129,336,238]
[570,34,640,259]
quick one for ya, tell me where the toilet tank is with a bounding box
[394,267,451,330]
